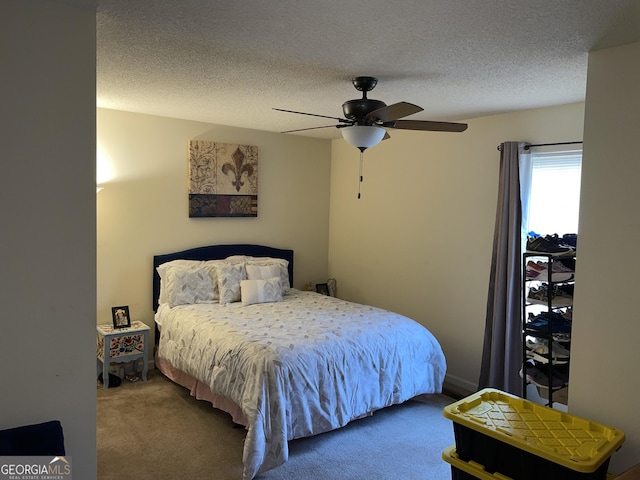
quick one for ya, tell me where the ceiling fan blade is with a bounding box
[366,102,423,123]
[273,108,347,123]
[386,119,468,132]
[281,124,341,134]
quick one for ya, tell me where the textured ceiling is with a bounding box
[96,0,640,140]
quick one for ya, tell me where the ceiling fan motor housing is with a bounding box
[343,76,386,125]
[342,98,386,124]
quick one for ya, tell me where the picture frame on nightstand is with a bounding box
[316,283,329,296]
[111,305,131,329]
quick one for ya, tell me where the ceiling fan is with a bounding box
[274,76,468,151]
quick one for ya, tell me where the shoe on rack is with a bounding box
[552,332,571,342]
[526,268,546,280]
[552,363,570,384]
[547,260,575,281]
[557,284,574,296]
[526,311,572,334]
[525,336,570,364]
[548,260,575,274]
[527,284,548,302]
[549,284,573,306]
[544,234,576,251]
[562,233,578,249]
[527,284,573,307]
[526,260,574,282]
[527,235,575,257]
[520,360,568,389]
[526,260,547,280]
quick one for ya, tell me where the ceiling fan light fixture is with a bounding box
[341,126,386,151]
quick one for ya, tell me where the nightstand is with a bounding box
[97,321,149,389]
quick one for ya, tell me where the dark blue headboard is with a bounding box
[152,244,294,312]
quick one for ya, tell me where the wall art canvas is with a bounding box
[188,140,258,217]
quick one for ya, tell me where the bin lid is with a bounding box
[443,388,625,473]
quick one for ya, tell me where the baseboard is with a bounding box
[443,374,477,400]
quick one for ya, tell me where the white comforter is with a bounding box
[156,289,446,479]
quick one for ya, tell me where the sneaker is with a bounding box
[525,336,570,364]
[532,260,575,273]
[520,360,567,389]
[527,261,546,272]
[527,284,573,307]
[527,236,575,257]
[527,311,572,334]
[548,260,575,274]
[526,260,574,282]
[525,268,546,280]
[544,234,576,251]
[525,260,548,280]
[557,284,574,296]
[552,363,571,384]
[562,233,578,249]
[527,284,549,303]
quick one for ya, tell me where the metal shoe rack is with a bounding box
[522,251,575,408]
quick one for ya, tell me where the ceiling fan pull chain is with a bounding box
[358,151,364,199]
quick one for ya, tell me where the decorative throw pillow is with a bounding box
[164,264,217,307]
[217,263,246,304]
[246,264,281,281]
[202,259,230,300]
[246,259,290,294]
[157,260,204,305]
[241,277,283,306]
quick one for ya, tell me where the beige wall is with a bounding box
[328,102,586,393]
[97,109,332,337]
[569,41,640,473]
[0,1,97,477]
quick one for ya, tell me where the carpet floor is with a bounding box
[97,369,457,480]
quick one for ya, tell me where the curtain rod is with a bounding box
[497,141,583,151]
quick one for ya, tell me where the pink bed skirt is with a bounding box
[155,355,249,427]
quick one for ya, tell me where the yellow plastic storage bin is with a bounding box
[443,388,625,480]
[443,445,619,480]
[443,444,514,480]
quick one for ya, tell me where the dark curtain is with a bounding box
[478,141,530,395]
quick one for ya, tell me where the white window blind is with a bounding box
[527,149,582,236]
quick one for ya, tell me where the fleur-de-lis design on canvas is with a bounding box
[222,147,254,192]
[188,140,258,217]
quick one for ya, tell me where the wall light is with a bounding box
[341,126,386,151]
[97,146,114,185]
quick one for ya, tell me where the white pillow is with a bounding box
[157,260,203,305]
[241,277,283,306]
[246,263,281,281]
[165,264,217,307]
[246,259,290,294]
[217,263,246,304]
[225,255,249,263]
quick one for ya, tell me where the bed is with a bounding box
[153,244,446,479]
